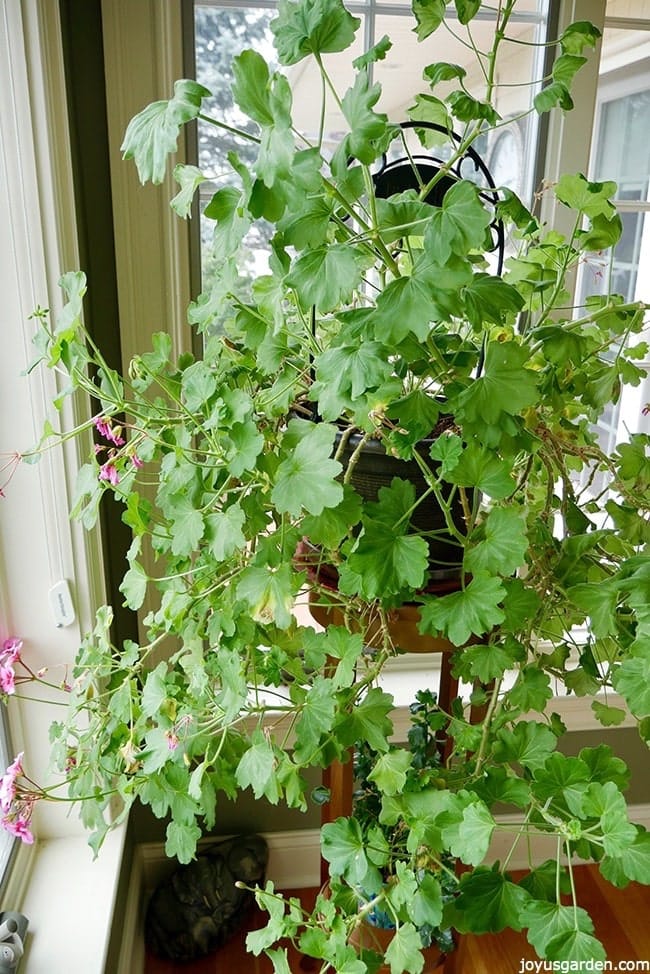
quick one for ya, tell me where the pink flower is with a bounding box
[0,666,15,696]
[0,638,21,696]
[165,731,180,751]
[98,462,120,486]
[131,454,144,469]
[0,753,23,813]
[2,814,34,844]
[1,638,22,664]
[94,416,125,447]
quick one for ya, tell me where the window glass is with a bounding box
[193,0,549,292]
[0,707,16,888]
[576,13,650,489]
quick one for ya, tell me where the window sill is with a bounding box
[15,826,127,974]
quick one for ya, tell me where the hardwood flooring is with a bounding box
[144,866,650,973]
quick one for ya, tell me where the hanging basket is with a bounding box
[371,120,505,271]
[335,426,469,582]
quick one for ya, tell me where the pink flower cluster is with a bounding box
[0,637,22,696]
[93,415,143,486]
[0,753,34,845]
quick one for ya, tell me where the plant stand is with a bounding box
[316,632,478,971]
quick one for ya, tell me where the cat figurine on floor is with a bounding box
[144,833,269,961]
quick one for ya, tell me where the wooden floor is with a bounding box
[144,866,650,973]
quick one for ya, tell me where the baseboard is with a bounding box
[119,806,650,973]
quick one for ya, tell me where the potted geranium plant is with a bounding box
[4,0,650,970]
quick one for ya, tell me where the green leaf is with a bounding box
[441,796,495,866]
[180,360,217,412]
[423,62,466,87]
[600,829,650,887]
[581,782,637,857]
[339,478,430,598]
[120,559,148,610]
[612,645,650,718]
[579,744,630,792]
[353,35,392,69]
[279,195,333,250]
[447,91,499,125]
[456,868,530,933]
[375,194,434,245]
[169,498,205,557]
[271,0,361,65]
[121,79,210,184]
[247,884,287,954]
[418,574,506,646]
[171,164,206,218]
[372,271,464,343]
[341,70,390,164]
[455,341,539,428]
[321,817,378,886]
[165,819,202,864]
[465,507,528,576]
[312,342,394,421]
[521,900,595,958]
[531,753,591,811]
[343,524,429,600]
[367,749,413,797]
[226,421,265,477]
[453,639,522,684]
[236,735,280,803]
[272,420,343,516]
[555,173,618,219]
[267,949,292,974]
[567,580,619,638]
[507,668,553,714]
[424,181,492,264]
[141,662,169,718]
[519,861,571,902]
[409,872,443,930]
[205,505,247,561]
[286,244,365,312]
[411,0,445,40]
[546,929,607,964]
[552,53,587,87]
[453,0,481,24]
[407,94,452,137]
[501,580,542,632]
[428,433,463,478]
[534,82,573,114]
[462,274,524,330]
[559,20,601,55]
[293,677,337,763]
[470,766,531,809]
[336,687,394,753]
[493,721,558,772]
[204,185,251,262]
[447,444,515,500]
[236,564,295,628]
[384,923,425,974]
[591,700,627,727]
[301,486,363,549]
[231,50,276,125]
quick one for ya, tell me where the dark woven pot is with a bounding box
[336,430,469,581]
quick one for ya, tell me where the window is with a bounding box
[0,706,16,890]
[193,0,551,291]
[576,4,650,489]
